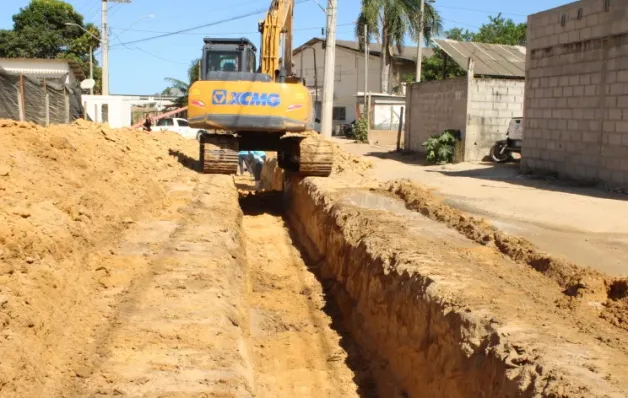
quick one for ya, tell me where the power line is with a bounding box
[110,0,308,48]
[166,0,269,19]
[109,22,355,37]
[434,5,526,18]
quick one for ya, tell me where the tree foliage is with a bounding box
[0,0,101,92]
[356,0,443,93]
[406,13,527,83]
[472,14,527,46]
[162,58,201,109]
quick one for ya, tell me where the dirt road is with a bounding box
[333,138,628,277]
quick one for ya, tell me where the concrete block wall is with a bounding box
[404,77,468,152]
[523,0,628,188]
[466,78,525,161]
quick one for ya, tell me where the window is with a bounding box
[157,118,173,127]
[332,107,346,121]
[248,49,256,73]
[206,51,241,73]
[101,104,108,123]
[178,119,189,127]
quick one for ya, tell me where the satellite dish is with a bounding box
[80,78,95,90]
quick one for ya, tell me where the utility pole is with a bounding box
[363,24,368,120]
[89,45,93,95]
[101,0,131,96]
[415,0,425,83]
[320,0,337,138]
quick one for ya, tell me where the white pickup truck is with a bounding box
[152,117,202,140]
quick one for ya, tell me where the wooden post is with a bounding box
[18,74,26,121]
[43,79,50,126]
[64,87,70,124]
[367,93,371,140]
[397,106,404,152]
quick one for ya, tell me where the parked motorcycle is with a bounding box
[490,117,523,163]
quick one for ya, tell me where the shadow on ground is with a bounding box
[168,149,200,172]
[427,162,628,201]
[344,144,627,201]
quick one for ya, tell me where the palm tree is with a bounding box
[356,0,443,93]
[162,58,202,108]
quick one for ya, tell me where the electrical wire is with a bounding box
[109,0,308,48]
[109,22,355,37]
[434,5,526,18]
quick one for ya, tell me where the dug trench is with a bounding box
[3,119,628,397]
[264,169,628,397]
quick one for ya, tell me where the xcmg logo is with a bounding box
[212,90,281,108]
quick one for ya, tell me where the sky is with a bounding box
[0,0,569,95]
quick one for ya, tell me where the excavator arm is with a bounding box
[259,0,294,80]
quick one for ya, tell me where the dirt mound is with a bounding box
[260,137,373,190]
[329,141,373,178]
[0,119,198,394]
[385,179,628,331]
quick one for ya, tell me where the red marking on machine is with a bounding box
[287,104,303,111]
[191,100,206,108]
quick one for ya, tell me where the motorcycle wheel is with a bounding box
[490,143,513,163]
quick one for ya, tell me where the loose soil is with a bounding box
[3,119,628,397]
[240,190,370,397]
[384,179,628,333]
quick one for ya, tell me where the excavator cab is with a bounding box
[200,38,258,77]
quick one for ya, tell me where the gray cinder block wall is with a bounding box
[405,69,524,161]
[523,0,628,188]
[466,78,525,160]
[404,77,468,153]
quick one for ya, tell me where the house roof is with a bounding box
[432,39,526,78]
[0,58,86,81]
[294,37,434,62]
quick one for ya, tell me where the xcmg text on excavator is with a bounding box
[187,0,333,177]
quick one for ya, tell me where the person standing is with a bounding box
[142,113,154,132]
[238,151,252,176]
[247,151,266,190]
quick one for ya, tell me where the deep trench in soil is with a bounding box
[238,190,378,398]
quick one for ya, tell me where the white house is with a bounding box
[293,38,434,127]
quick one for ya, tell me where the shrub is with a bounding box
[422,130,458,164]
[352,118,369,143]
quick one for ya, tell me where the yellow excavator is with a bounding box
[187,0,333,176]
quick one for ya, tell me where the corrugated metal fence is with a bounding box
[0,70,83,125]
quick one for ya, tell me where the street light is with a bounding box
[65,22,99,95]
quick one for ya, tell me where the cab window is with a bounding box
[206,51,241,72]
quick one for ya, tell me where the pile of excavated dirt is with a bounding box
[0,119,199,395]
[281,174,628,397]
[384,179,628,332]
[260,137,374,191]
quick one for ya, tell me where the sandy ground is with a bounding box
[239,187,369,397]
[333,138,628,277]
[3,118,627,397]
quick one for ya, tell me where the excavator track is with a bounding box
[278,135,334,177]
[199,133,239,175]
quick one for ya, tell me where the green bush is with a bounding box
[352,118,369,143]
[422,130,458,164]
